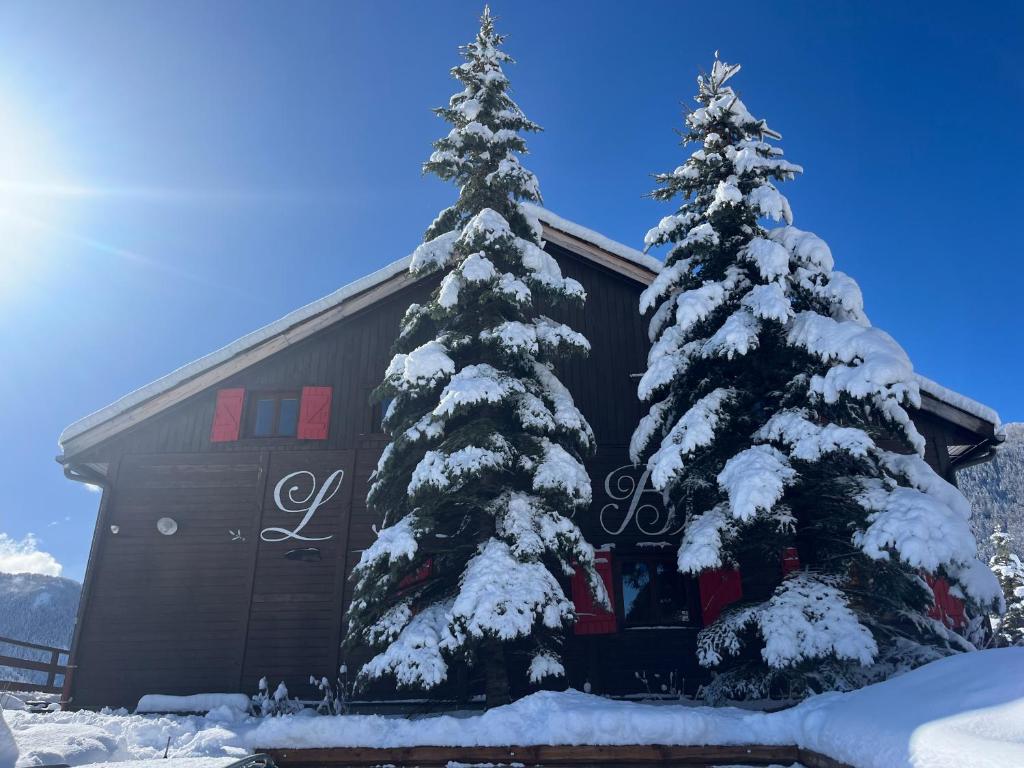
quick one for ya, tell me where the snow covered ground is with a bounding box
[4,649,1022,768]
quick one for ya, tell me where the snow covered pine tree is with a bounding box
[989,526,1024,647]
[630,57,1002,699]
[343,8,606,707]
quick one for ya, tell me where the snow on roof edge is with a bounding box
[59,208,999,452]
[59,208,657,451]
[523,205,1001,431]
[915,374,1000,430]
[523,203,662,273]
[58,254,414,447]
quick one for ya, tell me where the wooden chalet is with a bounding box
[57,206,1002,709]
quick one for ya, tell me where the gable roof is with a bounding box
[58,206,1000,461]
[58,207,655,458]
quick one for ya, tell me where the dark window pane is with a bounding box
[278,398,299,436]
[253,399,276,436]
[655,562,689,624]
[621,561,653,625]
[379,397,394,431]
[371,397,395,433]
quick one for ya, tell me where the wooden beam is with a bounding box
[0,653,63,675]
[0,635,69,655]
[265,743,852,768]
[917,392,995,440]
[542,227,656,286]
[798,747,858,768]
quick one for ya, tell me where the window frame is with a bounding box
[617,553,697,629]
[244,390,302,439]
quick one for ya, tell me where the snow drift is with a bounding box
[5,648,1023,768]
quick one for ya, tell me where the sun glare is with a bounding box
[0,97,71,300]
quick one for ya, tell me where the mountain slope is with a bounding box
[959,423,1024,559]
[0,572,81,685]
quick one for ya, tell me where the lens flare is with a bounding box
[0,98,68,299]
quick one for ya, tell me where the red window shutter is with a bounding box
[572,550,618,635]
[699,568,743,626]
[925,574,966,629]
[782,546,801,576]
[210,388,245,442]
[398,559,433,592]
[297,386,333,440]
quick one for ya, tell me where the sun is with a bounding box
[0,94,70,300]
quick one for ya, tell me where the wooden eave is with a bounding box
[58,211,998,463]
[59,218,656,461]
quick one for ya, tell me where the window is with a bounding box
[370,397,394,434]
[246,391,300,437]
[620,556,693,627]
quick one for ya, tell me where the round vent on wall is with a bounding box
[157,517,178,536]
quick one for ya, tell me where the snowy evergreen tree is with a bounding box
[631,57,1002,699]
[344,7,605,707]
[989,526,1024,647]
[960,423,1024,560]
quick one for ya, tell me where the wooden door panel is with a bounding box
[241,450,356,696]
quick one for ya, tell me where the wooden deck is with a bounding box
[265,743,853,767]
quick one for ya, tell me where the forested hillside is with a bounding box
[960,423,1024,559]
[0,572,80,685]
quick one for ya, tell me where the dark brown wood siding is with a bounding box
[72,453,263,707]
[241,450,357,692]
[66,243,963,708]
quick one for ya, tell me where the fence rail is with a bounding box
[0,634,69,695]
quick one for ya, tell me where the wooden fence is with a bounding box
[0,634,70,695]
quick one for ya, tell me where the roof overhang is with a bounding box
[59,207,656,459]
[58,206,1000,462]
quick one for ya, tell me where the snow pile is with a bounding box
[790,648,1024,768]
[72,761,232,768]
[0,709,17,768]
[135,695,250,715]
[6,649,1024,768]
[7,704,254,767]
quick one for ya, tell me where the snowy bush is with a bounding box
[250,678,302,717]
[632,56,999,698]
[310,665,352,716]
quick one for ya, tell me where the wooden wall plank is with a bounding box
[69,453,262,709]
[68,238,966,710]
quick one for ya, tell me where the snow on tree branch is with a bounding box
[697,573,877,669]
[632,54,997,697]
[346,8,600,702]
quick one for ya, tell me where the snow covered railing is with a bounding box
[0,635,69,695]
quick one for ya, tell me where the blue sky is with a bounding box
[0,1,1020,581]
